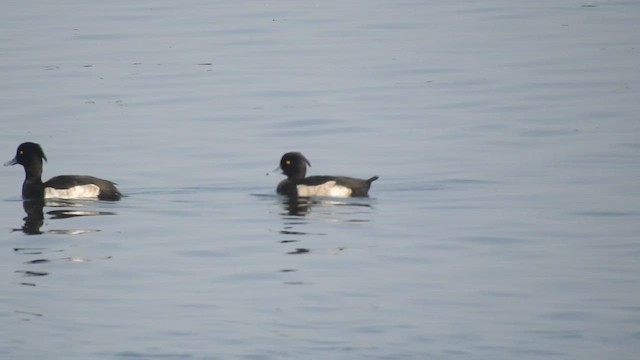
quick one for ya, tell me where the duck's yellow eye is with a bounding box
[19,150,24,155]
[285,160,291,165]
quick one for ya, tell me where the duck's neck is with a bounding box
[23,159,44,182]
[21,159,45,199]
[288,166,307,180]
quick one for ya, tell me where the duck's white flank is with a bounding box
[44,184,101,199]
[296,181,352,197]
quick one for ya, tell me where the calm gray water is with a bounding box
[1,0,639,359]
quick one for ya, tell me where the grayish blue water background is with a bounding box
[1,0,639,359]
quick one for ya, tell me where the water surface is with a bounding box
[1,1,639,359]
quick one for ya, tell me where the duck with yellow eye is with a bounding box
[275,152,378,198]
[5,142,121,201]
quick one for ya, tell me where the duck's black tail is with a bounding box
[367,176,379,184]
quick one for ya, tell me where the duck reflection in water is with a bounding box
[283,196,311,216]
[21,199,45,235]
[15,199,117,235]
[281,195,375,218]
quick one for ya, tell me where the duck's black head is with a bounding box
[280,152,311,180]
[5,142,47,167]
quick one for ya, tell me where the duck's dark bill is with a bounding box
[4,157,18,166]
[266,166,282,176]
